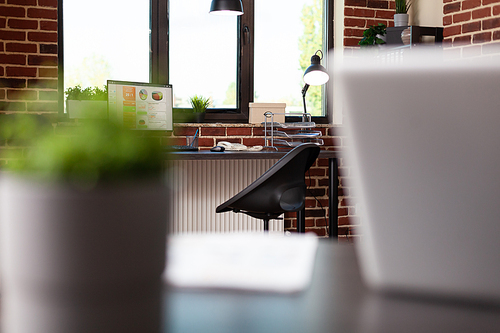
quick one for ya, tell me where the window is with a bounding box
[169,0,238,109]
[59,0,333,122]
[254,0,330,117]
[60,0,150,110]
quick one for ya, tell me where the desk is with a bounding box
[167,150,339,238]
[166,241,500,333]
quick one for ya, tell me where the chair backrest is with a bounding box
[216,143,320,218]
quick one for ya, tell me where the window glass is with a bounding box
[254,0,325,116]
[169,0,238,108]
[63,0,150,91]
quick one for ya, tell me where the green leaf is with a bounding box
[359,24,386,46]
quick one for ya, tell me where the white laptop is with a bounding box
[334,47,500,303]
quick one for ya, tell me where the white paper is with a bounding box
[164,233,318,293]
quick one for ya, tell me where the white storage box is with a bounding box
[249,103,286,124]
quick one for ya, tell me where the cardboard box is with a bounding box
[249,103,286,124]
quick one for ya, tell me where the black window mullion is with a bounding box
[324,0,334,124]
[239,0,254,122]
[151,0,168,85]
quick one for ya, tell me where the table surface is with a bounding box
[165,241,500,333]
[165,149,338,160]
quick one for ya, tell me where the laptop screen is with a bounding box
[107,80,173,131]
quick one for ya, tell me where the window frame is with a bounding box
[57,0,333,123]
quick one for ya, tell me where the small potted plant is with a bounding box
[65,85,108,119]
[358,23,387,47]
[173,95,211,123]
[189,95,211,123]
[394,0,412,27]
[0,115,167,331]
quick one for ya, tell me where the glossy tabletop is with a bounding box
[165,240,500,333]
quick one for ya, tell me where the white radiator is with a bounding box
[166,159,282,234]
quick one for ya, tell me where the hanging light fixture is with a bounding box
[301,50,329,114]
[209,0,244,15]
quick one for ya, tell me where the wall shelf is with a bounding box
[386,26,444,47]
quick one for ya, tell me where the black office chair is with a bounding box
[216,143,320,231]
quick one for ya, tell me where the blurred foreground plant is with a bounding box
[0,115,163,188]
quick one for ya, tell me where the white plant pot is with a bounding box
[0,175,168,333]
[394,13,409,27]
[66,100,108,119]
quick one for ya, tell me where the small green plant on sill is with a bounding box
[395,0,412,14]
[189,95,211,113]
[0,115,163,188]
[65,85,108,101]
[358,23,387,46]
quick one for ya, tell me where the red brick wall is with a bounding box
[443,0,500,56]
[344,0,396,48]
[166,124,357,241]
[0,0,58,114]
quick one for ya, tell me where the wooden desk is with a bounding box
[166,241,500,333]
[167,150,339,238]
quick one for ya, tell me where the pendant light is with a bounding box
[209,0,244,15]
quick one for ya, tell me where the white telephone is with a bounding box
[217,141,263,151]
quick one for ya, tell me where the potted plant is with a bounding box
[394,0,412,27]
[358,23,387,47]
[65,85,108,119]
[173,95,211,123]
[0,116,167,332]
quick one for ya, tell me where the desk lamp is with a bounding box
[302,50,329,115]
[210,0,244,15]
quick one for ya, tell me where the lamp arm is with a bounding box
[301,83,310,98]
[302,94,307,115]
[302,84,310,116]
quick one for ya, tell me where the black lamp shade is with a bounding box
[210,0,244,15]
[303,54,329,86]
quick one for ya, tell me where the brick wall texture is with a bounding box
[442,0,500,56]
[344,0,396,47]
[345,0,500,54]
[0,0,59,114]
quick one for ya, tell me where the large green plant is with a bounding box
[358,24,387,46]
[0,115,163,187]
[395,0,412,14]
[65,85,108,101]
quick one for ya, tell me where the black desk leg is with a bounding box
[329,158,339,240]
[297,208,306,233]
